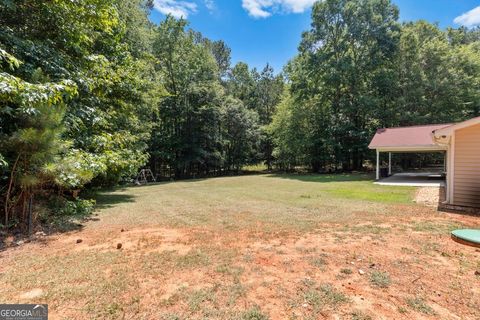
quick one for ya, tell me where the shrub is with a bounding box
[39,197,96,230]
[56,198,96,217]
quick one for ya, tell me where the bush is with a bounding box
[59,199,96,217]
[39,197,96,230]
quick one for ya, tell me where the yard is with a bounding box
[0,174,479,319]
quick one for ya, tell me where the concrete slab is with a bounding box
[375,172,446,187]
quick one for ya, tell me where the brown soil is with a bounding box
[1,211,479,320]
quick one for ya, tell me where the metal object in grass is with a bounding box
[451,229,480,248]
[135,169,156,185]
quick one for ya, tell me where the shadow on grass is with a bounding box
[1,193,137,251]
[95,193,136,210]
[1,216,89,252]
[268,172,375,183]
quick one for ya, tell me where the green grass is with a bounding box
[369,271,392,288]
[272,173,414,203]
[91,174,415,232]
[406,297,435,315]
[240,307,269,320]
[303,283,350,313]
[188,287,217,312]
[3,173,472,320]
[325,184,414,203]
[292,279,350,317]
[411,221,465,234]
[175,250,211,269]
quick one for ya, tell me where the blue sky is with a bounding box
[149,0,480,72]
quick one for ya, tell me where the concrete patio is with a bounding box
[375,172,446,187]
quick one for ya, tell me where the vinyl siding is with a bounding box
[454,123,480,207]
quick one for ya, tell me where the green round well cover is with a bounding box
[451,229,480,245]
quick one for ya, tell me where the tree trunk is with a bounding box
[4,154,20,227]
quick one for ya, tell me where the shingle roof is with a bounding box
[368,123,454,149]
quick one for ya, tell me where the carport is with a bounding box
[375,172,446,187]
[368,124,451,184]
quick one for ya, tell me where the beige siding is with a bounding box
[454,123,480,207]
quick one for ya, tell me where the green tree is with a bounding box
[151,16,226,178]
[227,62,256,104]
[226,62,284,168]
[254,64,284,169]
[0,0,159,227]
[274,0,401,171]
[222,97,261,172]
[396,22,480,125]
[0,56,77,226]
[269,88,311,170]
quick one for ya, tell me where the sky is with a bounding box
[149,0,480,72]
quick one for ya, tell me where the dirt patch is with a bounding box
[68,227,192,254]
[2,215,479,320]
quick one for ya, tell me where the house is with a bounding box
[369,116,480,209]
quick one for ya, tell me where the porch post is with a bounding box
[376,149,380,180]
[388,152,392,176]
[443,151,447,173]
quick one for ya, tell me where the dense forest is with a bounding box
[272,0,480,171]
[1,0,479,230]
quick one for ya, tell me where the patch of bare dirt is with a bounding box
[0,212,479,320]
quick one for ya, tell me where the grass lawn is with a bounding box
[0,174,479,319]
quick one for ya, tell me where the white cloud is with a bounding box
[242,0,316,18]
[284,0,317,13]
[454,6,480,27]
[153,0,197,18]
[242,0,272,18]
[204,0,215,12]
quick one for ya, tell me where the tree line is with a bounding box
[1,0,479,230]
[270,0,480,171]
[0,0,282,229]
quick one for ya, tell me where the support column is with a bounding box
[388,152,392,176]
[376,150,380,180]
[444,149,449,204]
[443,151,447,173]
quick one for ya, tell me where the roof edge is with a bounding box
[368,145,447,151]
[433,116,480,137]
[375,123,453,131]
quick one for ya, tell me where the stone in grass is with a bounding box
[358,269,366,275]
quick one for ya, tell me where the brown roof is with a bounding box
[369,123,453,149]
